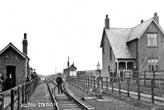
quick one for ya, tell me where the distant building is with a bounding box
[100,12,164,77]
[63,63,77,78]
[0,33,30,91]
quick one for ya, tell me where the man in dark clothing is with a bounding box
[56,73,63,94]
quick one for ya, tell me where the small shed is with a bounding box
[0,33,30,91]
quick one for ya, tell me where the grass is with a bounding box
[67,81,153,110]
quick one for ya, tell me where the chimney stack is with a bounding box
[22,33,28,55]
[105,14,109,29]
[153,12,159,24]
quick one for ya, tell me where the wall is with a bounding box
[127,40,137,58]
[102,32,116,77]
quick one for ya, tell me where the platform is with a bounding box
[22,83,54,110]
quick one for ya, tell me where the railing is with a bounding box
[0,77,40,110]
[69,70,164,105]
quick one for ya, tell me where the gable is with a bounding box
[139,20,164,43]
[147,21,158,32]
[128,18,164,42]
[0,46,25,61]
[0,43,29,60]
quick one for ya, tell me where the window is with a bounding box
[148,59,158,71]
[147,33,158,47]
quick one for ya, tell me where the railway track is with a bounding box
[46,80,94,110]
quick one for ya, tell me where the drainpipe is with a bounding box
[136,39,139,76]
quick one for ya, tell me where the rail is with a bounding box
[45,80,59,110]
[47,80,93,110]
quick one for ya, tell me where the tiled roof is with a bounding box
[105,28,135,59]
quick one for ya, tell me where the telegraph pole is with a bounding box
[67,56,70,78]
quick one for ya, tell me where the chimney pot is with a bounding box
[24,33,27,39]
[105,14,109,29]
[23,33,28,55]
[153,12,159,24]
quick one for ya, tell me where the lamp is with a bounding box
[97,62,101,77]
[96,62,103,99]
[97,62,100,70]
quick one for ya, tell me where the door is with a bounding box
[6,66,16,89]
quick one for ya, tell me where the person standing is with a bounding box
[56,73,63,94]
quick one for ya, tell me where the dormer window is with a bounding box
[147,33,158,47]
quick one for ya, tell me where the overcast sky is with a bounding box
[0,0,164,75]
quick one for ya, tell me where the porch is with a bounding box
[109,59,136,81]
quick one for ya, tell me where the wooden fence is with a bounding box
[0,77,40,110]
[70,70,164,105]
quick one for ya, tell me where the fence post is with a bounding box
[86,76,87,87]
[17,86,20,110]
[91,76,93,88]
[118,76,121,95]
[11,89,14,110]
[127,77,130,97]
[151,78,154,104]
[151,70,155,104]
[137,76,140,101]
[112,76,114,92]
[25,83,28,103]
[0,93,4,110]
[144,71,146,86]
[28,82,31,101]
[93,76,95,88]
[22,84,25,104]
[87,76,88,87]
[101,77,103,90]
[88,76,90,88]
[105,77,108,91]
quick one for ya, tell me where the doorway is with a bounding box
[5,66,16,90]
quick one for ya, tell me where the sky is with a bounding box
[0,0,164,75]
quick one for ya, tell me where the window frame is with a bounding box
[148,58,159,71]
[147,33,158,47]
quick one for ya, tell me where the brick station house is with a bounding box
[100,12,164,78]
[0,33,31,91]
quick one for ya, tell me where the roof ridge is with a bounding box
[109,27,131,29]
[131,17,154,29]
